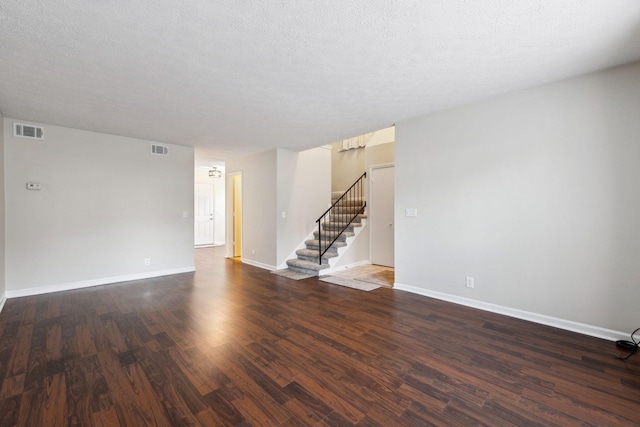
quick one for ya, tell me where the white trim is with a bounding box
[241,258,277,271]
[195,242,225,248]
[394,283,629,342]
[5,267,196,299]
[0,294,6,313]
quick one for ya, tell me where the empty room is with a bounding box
[1,1,639,426]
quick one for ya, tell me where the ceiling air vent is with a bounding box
[14,122,44,140]
[151,144,169,156]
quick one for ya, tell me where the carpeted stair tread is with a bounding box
[315,229,355,237]
[331,208,366,215]
[332,194,365,202]
[286,258,330,271]
[296,249,338,259]
[329,215,364,224]
[322,222,359,229]
[332,204,364,212]
[313,230,354,240]
[305,239,346,249]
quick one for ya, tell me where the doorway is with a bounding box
[194,183,215,246]
[370,164,394,267]
[230,173,242,258]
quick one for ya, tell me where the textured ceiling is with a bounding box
[1,1,640,162]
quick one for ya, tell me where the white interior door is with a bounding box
[370,165,394,267]
[195,183,215,246]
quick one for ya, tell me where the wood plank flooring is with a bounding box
[329,265,394,288]
[1,246,639,426]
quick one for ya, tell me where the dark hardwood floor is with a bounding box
[0,247,639,426]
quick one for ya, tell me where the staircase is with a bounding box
[285,191,366,276]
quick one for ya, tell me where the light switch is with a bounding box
[405,208,418,217]
[281,211,286,219]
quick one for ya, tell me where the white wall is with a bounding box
[195,166,226,245]
[332,126,395,192]
[367,126,395,147]
[226,149,278,268]
[332,142,364,192]
[4,119,195,295]
[0,112,5,309]
[395,61,640,335]
[276,147,331,267]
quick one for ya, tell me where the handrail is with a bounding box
[316,172,366,264]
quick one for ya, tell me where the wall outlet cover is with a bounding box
[26,182,42,190]
[466,276,475,288]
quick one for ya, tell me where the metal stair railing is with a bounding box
[315,172,366,264]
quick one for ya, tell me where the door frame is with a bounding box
[368,163,395,266]
[226,171,243,259]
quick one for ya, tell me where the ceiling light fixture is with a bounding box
[209,167,222,178]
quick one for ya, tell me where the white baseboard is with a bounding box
[394,283,628,342]
[241,258,277,271]
[0,293,6,313]
[195,242,226,248]
[6,266,196,299]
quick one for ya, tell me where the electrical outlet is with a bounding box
[466,276,474,288]
[251,249,255,255]
[26,182,42,190]
[144,258,151,266]
[405,208,418,217]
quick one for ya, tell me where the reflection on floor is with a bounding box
[319,264,394,291]
[331,264,394,287]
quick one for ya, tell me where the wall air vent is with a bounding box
[151,144,169,156]
[14,122,44,140]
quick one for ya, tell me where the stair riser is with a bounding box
[331,197,365,203]
[287,266,319,276]
[312,233,349,242]
[304,244,339,252]
[332,199,364,203]
[296,249,338,258]
[327,215,362,220]
[297,255,331,263]
[321,225,355,233]
[328,217,362,225]
[329,215,362,221]
[286,259,330,271]
[331,205,364,212]
[304,239,347,253]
